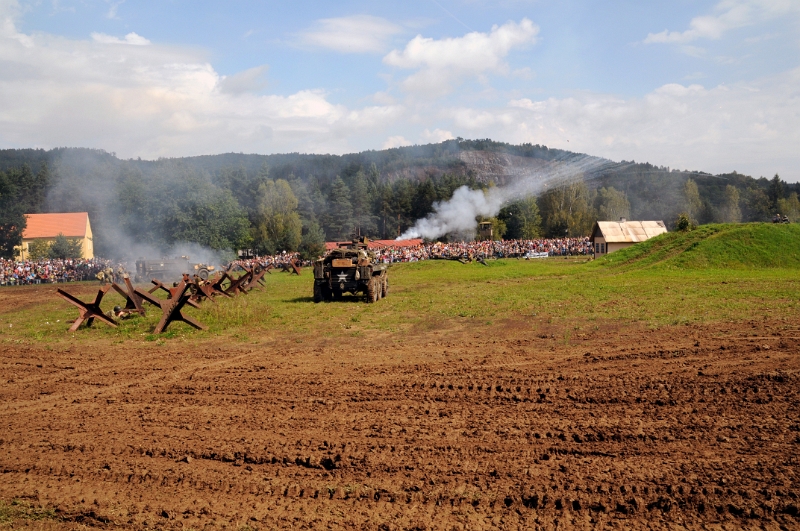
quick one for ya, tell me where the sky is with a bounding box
[0,0,798,180]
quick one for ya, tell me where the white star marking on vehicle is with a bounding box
[337,273,348,282]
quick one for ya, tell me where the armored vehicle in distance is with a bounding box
[134,257,215,283]
[313,238,388,303]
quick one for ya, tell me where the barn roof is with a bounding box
[591,220,667,243]
[22,212,90,239]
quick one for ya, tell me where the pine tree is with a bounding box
[327,177,353,241]
[298,220,326,260]
[0,170,26,258]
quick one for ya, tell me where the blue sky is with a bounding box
[2,0,799,180]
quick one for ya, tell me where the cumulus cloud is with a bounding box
[0,1,797,181]
[91,31,150,45]
[382,135,412,149]
[445,67,800,179]
[645,0,800,44]
[297,15,402,53]
[383,18,538,96]
[0,2,402,158]
[421,128,455,142]
[218,65,269,95]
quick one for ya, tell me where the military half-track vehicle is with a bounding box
[313,238,388,303]
[134,257,215,283]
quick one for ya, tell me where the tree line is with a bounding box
[0,142,797,260]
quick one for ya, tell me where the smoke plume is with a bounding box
[398,154,618,240]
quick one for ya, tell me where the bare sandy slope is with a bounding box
[0,287,798,530]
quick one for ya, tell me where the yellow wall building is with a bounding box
[16,212,94,260]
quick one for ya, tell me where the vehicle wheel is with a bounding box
[197,268,209,281]
[313,282,323,303]
[382,276,389,298]
[366,277,379,303]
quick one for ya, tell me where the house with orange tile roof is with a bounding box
[15,212,94,260]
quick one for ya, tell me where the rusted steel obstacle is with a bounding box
[280,260,302,275]
[189,274,218,304]
[239,265,268,292]
[109,275,147,316]
[134,278,207,334]
[56,286,118,331]
[56,262,271,334]
[148,278,202,309]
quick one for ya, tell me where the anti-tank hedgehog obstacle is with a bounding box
[56,266,269,334]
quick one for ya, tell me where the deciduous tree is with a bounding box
[254,179,302,254]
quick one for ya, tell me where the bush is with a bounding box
[674,213,692,232]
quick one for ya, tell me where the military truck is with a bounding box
[134,257,215,283]
[313,238,388,303]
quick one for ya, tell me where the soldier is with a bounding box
[103,266,114,284]
[109,306,134,319]
[115,264,126,283]
[96,269,109,284]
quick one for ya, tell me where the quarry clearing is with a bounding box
[1,225,800,530]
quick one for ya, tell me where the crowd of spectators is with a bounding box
[0,258,115,286]
[227,251,310,272]
[1,237,593,286]
[372,237,593,263]
[230,237,592,268]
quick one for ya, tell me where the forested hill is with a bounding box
[0,140,798,260]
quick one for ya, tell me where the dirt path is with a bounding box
[1,315,798,530]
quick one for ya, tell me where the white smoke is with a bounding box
[398,154,617,240]
[398,185,506,240]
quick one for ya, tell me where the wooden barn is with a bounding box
[16,212,94,260]
[590,218,667,255]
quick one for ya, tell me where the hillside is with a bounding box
[1,140,798,259]
[594,223,800,270]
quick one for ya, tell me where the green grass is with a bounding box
[2,223,799,345]
[591,222,800,270]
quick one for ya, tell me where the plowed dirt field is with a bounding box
[1,285,799,530]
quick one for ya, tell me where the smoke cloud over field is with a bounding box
[43,149,241,265]
[398,154,616,240]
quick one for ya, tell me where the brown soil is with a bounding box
[1,288,799,530]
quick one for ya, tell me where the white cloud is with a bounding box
[105,0,124,20]
[645,0,800,44]
[383,18,538,96]
[297,15,402,53]
[448,67,800,179]
[421,128,455,142]
[0,1,797,181]
[0,3,402,158]
[91,31,150,45]
[218,65,268,95]
[382,135,412,149]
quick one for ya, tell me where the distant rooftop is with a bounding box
[591,220,667,243]
[22,212,90,239]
